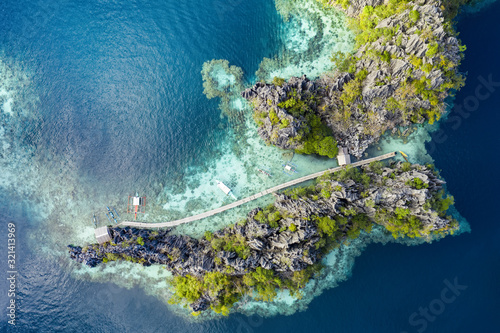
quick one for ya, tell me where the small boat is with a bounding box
[128,193,146,220]
[282,163,298,176]
[92,214,98,228]
[257,168,272,178]
[106,206,118,224]
[106,206,114,218]
[216,180,237,200]
[399,151,409,162]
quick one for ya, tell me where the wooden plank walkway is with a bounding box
[119,151,397,228]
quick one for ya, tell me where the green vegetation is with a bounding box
[339,69,369,108]
[402,162,412,172]
[269,108,280,125]
[280,118,290,129]
[106,253,121,261]
[283,184,316,200]
[348,214,372,239]
[272,76,286,86]
[426,189,455,216]
[253,110,267,127]
[169,275,204,304]
[405,177,429,189]
[340,76,363,106]
[274,89,339,158]
[168,266,321,316]
[253,204,284,228]
[332,165,364,183]
[204,231,214,241]
[376,208,424,238]
[243,267,282,301]
[409,9,420,23]
[315,215,340,237]
[324,0,467,125]
[209,232,251,259]
[426,42,439,57]
[330,51,356,72]
[277,94,309,117]
[296,133,339,158]
[369,161,384,175]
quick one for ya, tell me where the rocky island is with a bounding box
[243,0,466,157]
[69,161,457,315]
[68,0,471,317]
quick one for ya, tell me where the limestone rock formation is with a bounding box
[69,162,458,312]
[242,0,465,157]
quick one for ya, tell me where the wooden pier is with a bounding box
[119,151,397,229]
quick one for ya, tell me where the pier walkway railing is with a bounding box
[118,151,397,228]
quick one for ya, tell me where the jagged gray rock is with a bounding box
[242,0,464,158]
[69,162,456,276]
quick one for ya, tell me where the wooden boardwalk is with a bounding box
[119,151,397,228]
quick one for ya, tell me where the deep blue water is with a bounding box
[1,0,499,332]
[0,0,282,194]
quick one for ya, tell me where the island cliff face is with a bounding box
[69,162,457,314]
[242,0,465,157]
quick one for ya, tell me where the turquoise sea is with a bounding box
[0,0,498,332]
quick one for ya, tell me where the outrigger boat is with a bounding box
[105,212,113,224]
[282,162,298,176]
[92,214,98,228]
[127,193,146,220]
[399,151,409,162]
[216,180,237,200]
[257,167,272,178]
[107,206,118,224]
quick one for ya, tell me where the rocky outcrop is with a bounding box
[69,162,458,312]
[243,75,326,151]
[242,0,465,157]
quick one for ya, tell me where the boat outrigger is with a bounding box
[216,180,237,200]
[113,207,120,220]
[282,162,298,176]
[92,214,98,228]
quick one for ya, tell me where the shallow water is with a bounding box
[0,0,499,331]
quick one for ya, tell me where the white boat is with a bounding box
[216,180,236,199]
[282,162,298,176]
[216,180,232,195]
